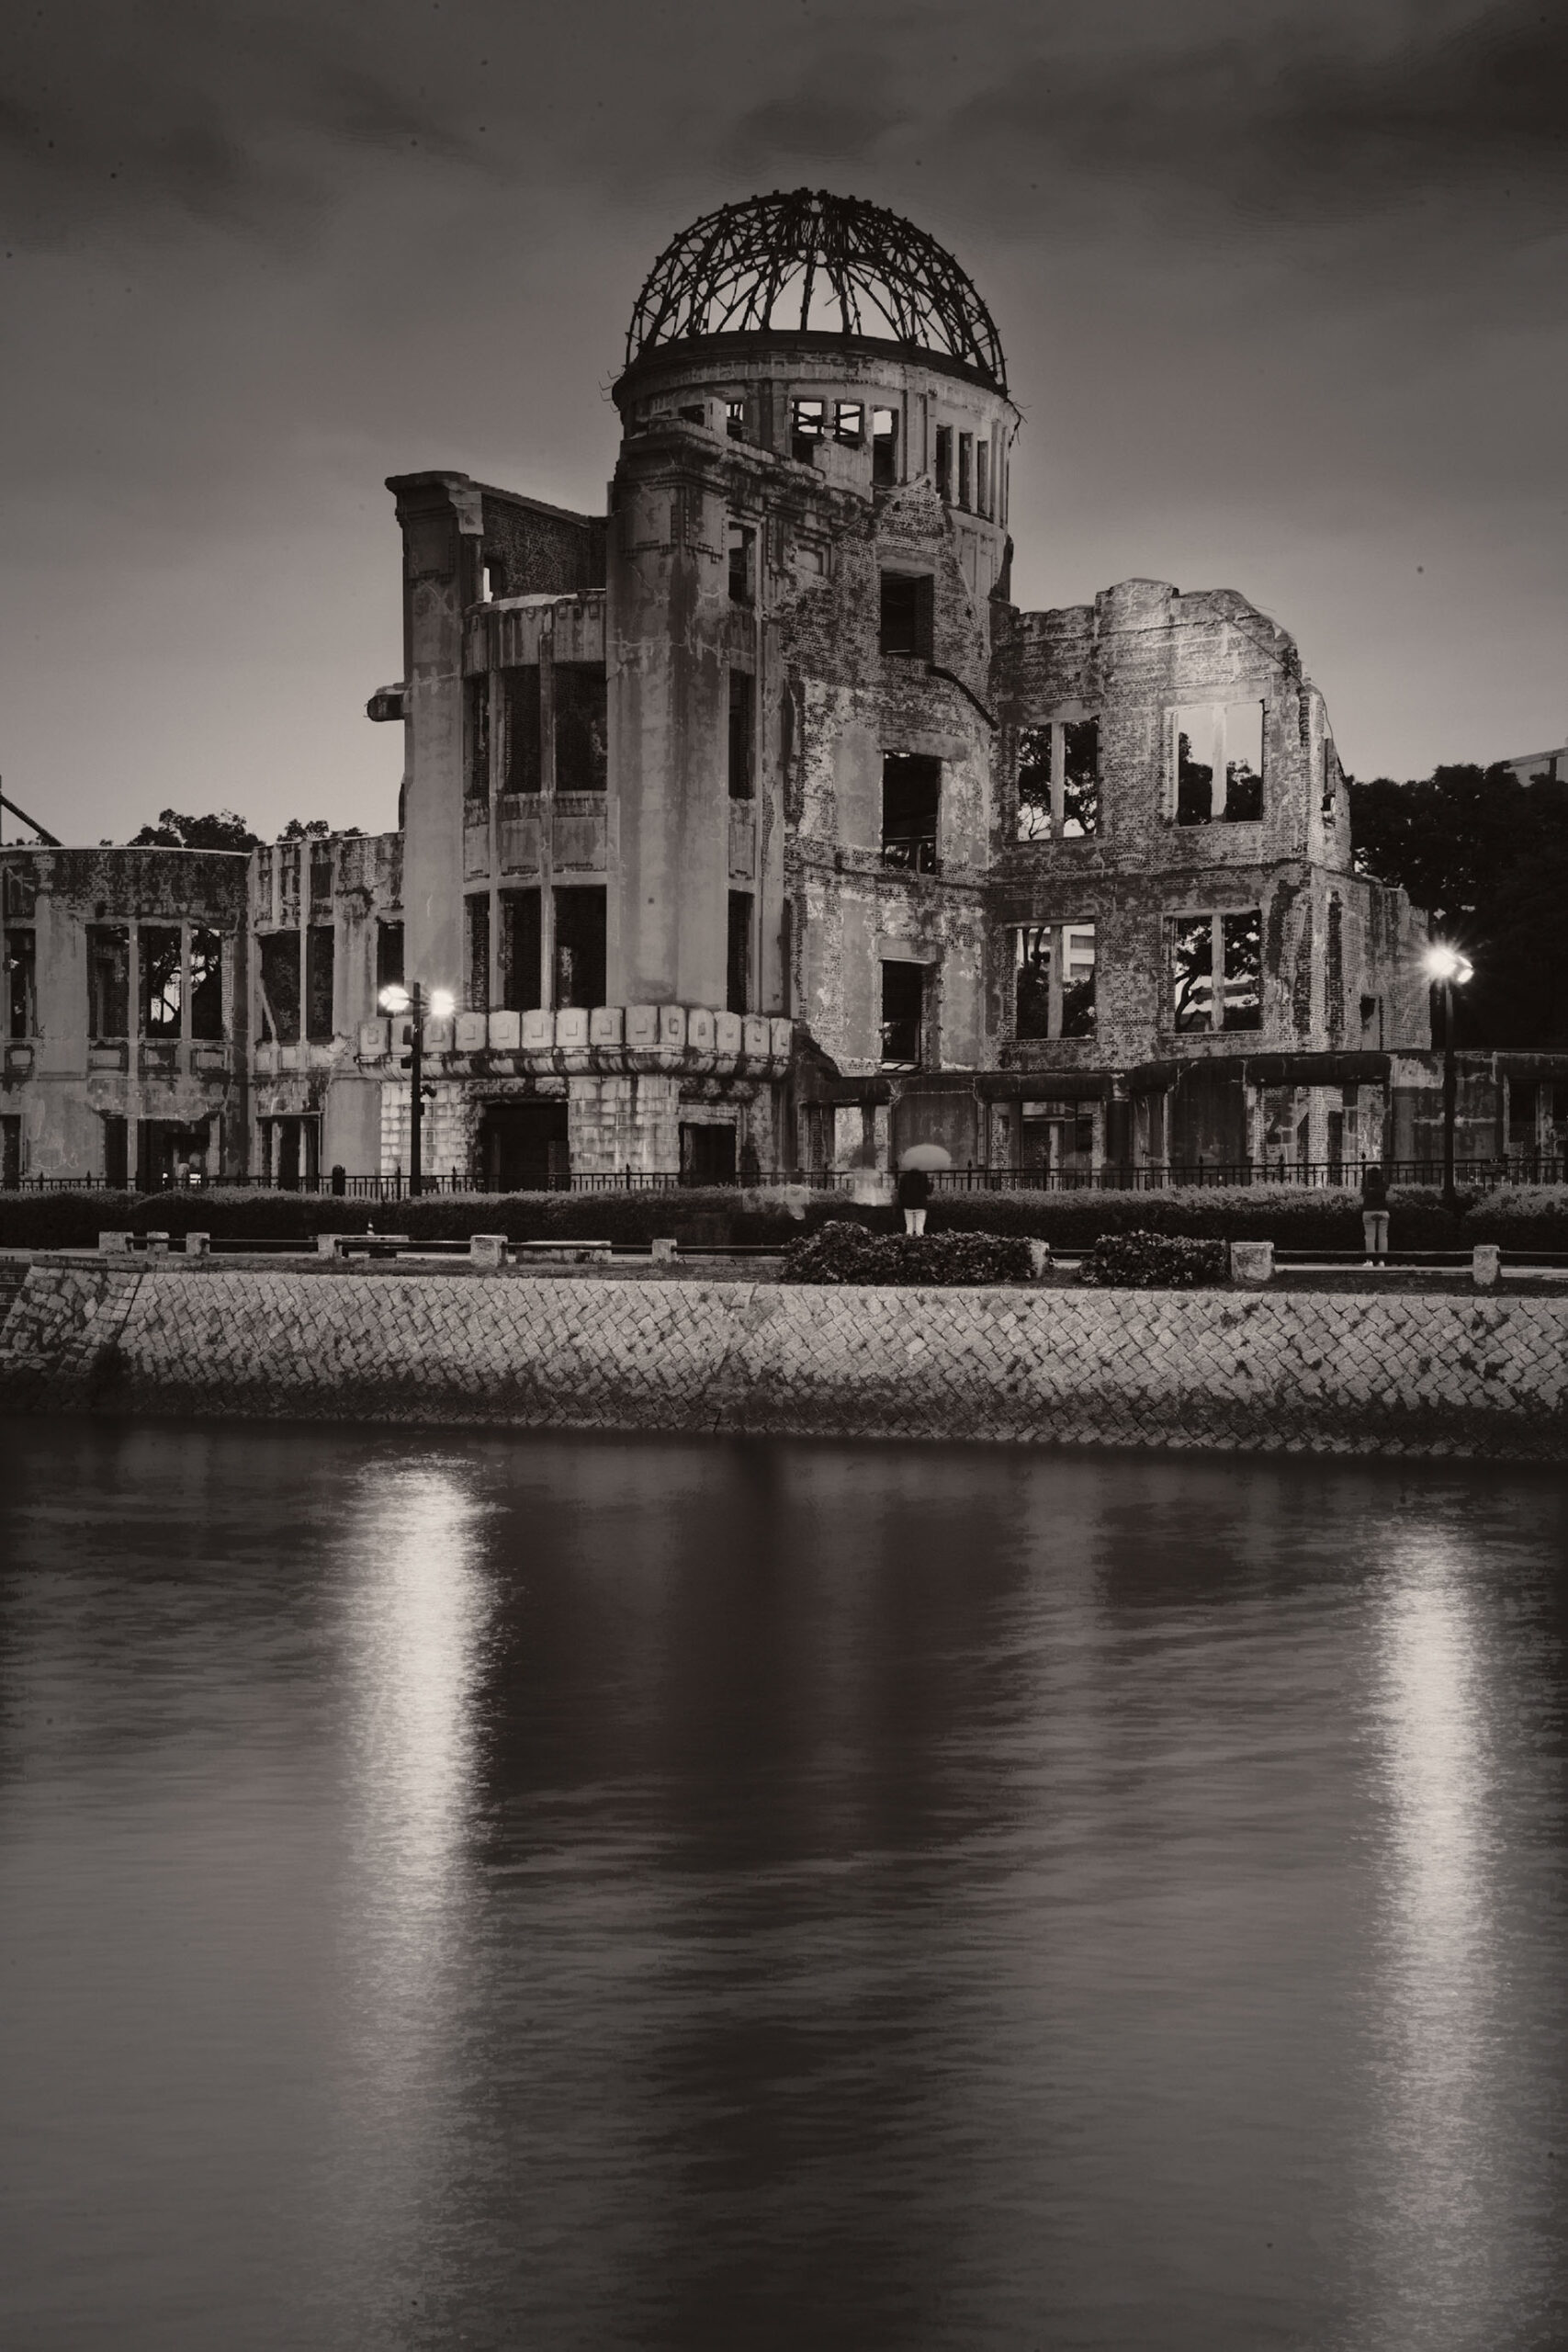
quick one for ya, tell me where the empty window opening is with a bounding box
[678,402,705,425]
[6,928,36,1039]
[500,888,542,1013]
[880,960,925,1067]
[1020,1100,1096,1182]
[377,919,404,997]
[188,928,224,1041]
[879,571,934,659]
[934,424,953,502]
[1509,1081,1540,1150]
[727,890,752,1016]
[882,753,942,873]
[467,676,491,800]
[258,933,300,1044]
[726,398,747,441]
[976,441,990,517]
[833,401,863,445]
[872,406,898,486]
[554,664,608,792]
[309,843,333,915]
[1171,910,1262,1033]
[1015,922,1097,1040]
[728,670,755,798]
[957,432,973,509]
[263,1115,318,1193]
[87,925,130,1039]
[792,398,826,463]
[553,887,606,1010]
[306,928,334,1042]
[465,895,491,1014]
[728,520,756,606]
[102,1114,128,1189]
[1015,718,1100,842]
[1175,703,1264,824]
[681,1122,738,1186]
[480,1101,569,1192]
[502,667,542,796]
[140,926,182,1038]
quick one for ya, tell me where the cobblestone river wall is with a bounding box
[1,1260,1565,1459]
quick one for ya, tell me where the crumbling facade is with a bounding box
[5,189,1565,1187]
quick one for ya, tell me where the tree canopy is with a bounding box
[1349,763,1568,1046]
[124,809,361,849]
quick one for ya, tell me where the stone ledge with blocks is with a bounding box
[354,1007,792,1074]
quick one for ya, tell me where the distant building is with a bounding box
[1498,743,1567,790]
[3,190,1564,1187]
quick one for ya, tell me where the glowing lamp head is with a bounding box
[428,988,456,1019]
[378,983,411,1014]
[1424,944,1473,987]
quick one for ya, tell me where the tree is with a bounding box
[277,818,362,840]
[128,808,261,852]
[1348,764,1568,1046]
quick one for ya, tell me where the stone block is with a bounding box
[556,1007,590,1049]
[626,1004,660,1048]
[423,1016,455,1054]
[358,1020,389,1060]
[1231,1240,1274,1285]
[769,1017,794,1060]
[1027,1239,1052,1279]
[454,1012,488,1053]
[145,1232,170,1259]
[1472,1244,1501,1290]
[742,1015,771,1060]
[488,1010,522,1050]
[469,1233,507,1270]
[687,1007,716,1053]
[590,1006,625,1046]
[650,1237,679,1263]
[185,1233,210,1258]
[521,1009,555,1051]
[98,1230,134,1254]
[715,1010,743,1057]
[659,1005,687,1050]
[317,1233,344,1258]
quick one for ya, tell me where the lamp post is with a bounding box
[1424,944,1474,1216]
[378,981,454,1197]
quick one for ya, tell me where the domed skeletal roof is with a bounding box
[625,188,1008,394]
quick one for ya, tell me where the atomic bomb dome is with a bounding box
[623,188,1009,393]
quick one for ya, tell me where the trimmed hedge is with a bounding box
[782,1221,1034,1286]
[6,1180,1566,1255]
[1078,1231,1228,1288]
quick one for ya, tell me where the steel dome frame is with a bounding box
[625,189,1008,394]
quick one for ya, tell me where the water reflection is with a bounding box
[0,1425,1564,2352]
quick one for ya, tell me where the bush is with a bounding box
[926,1182,1464,1250]
[781,1220,1034,1286]
[1077,1230,1229,1288]
[1463,1185,1568,1254]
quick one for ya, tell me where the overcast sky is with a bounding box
[3,0,1564,845]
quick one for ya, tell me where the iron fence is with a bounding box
[4,1156,1565,1198]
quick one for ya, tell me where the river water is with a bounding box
[1,1419,1565,2351]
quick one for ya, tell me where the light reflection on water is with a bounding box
[0,1420,1564,2352]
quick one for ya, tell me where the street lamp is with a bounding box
[1424,943,1474,1216]
[378,980,455,1196]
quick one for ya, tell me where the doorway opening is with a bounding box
[479,1101,570,1191]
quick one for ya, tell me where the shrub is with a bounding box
[927,1182,1463,1250]
[1077,1230,1229,1288]
[1464,1186,1568,1254]
[782,1220,1033,1286]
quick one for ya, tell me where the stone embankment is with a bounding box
[1,1256,1564,1459]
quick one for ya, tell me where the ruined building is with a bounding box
[5,189,1564,1189]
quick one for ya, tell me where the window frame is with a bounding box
[1168,909,1264,1034]
[1170,701,1266,826]
[1015,718,1101,842]
[1014,921,1098,1041]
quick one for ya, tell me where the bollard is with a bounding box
[1026,1238,1052,1280]
[469,1233,507,1270]
[184,1232,210,1258]
[1472,1243,1501,1291]
[1230,1239,1274,1286]
[98,1231,134,1255]
[650,1237,679,1264]
[317,1233,342,1259]
[145,1231,170,1259]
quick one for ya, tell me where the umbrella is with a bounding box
[897,1142,952,1172]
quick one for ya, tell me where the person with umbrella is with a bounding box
[897,1142,950,1235]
